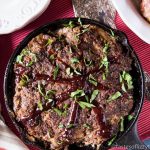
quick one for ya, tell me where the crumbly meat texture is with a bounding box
[141,0,150,22]
[13,23,134,150]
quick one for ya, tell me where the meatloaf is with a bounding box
[13,19,134,150]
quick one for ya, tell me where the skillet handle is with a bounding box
[144,71,150,101]
[115,122,150,150]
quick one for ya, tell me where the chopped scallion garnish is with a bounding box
[83,123,91,129]
[37,101,43,110]
[88,74,97,86]
[90,90,99,103]
[53,65,59,80]
[19,74,29,86]
[78,101,95,109]
[53,108,63,116]
[71,57,79,64]
[120,116,124,132]
[107,91,122,102]
[70,89,85,98]
[63,21,75,28]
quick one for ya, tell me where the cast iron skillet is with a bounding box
[3,18,148,150]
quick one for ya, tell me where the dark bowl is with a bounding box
[4,18,145,150]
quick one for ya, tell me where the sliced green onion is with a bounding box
[107,135,117,146]
[53,108,63,116]
[110,29,115,37]
[103,43,109,53]
[83,123,91,129]
[45,38,53,46]
[67,123,75,129]
[102,73,106,80]
[53,65,59,80]
[58,123,64,128]
[70,89,85,98]
[128,115,134,121]
[49,54,55,61]
[37,101,43,111]
[78,18,82,26]
[78,101,95,109]
[90,90,99,103]
[107,91,122,102]
[74,69,81,75]
[88,74,97,86]
[120,116,124,132]
[71,57,79,64]
[63,21,75,28]
[19,75,29,86]
[38,82,45,97]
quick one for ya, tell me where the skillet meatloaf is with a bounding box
[13,20,134,150]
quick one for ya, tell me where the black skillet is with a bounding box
[3,18,148,150]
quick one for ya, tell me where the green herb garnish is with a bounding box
[16,49,37,66]
[63,103,69,109]
[16,55,23,64]
[120,71,133,91]
[110,29,115,37]
[88,74,97,86]
[120,117,124,132]
[85,95,89,102]
[76,28,89,37]
[38,82,45,97]
[53,65,59,80]
[37,101,43,110]
[16,49,27,64]
[107,91,122,102]
[58,123,64,128]
[102,73,106,80]
[53,108,63,116]
[83,123,91,129]
[103,43,109,53]
[74,69,81,75]
[123,71,133,90]
[78,18,82,26]
[63,21,75,28]
[45,38,53,46]
[71,57,79,64]
[49,54,55,61]
[78,101,95,109]
[67,123,75,129]
[66,67,73,76]
[19,75,29,86]
[90,90,99,103]
[128,115,134,121]
[100,56,109,70]
[107,135,117,146]
[71,89,85,98]
[26,52,37,67]
[45,90,55,101]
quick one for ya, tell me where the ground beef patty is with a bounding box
[13,20,134,150]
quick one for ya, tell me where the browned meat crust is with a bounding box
[141,0,150,22]
[13,22,134,150]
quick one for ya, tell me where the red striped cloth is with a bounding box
[0,0,150,150]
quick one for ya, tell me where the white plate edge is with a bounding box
[0,0,51,34]
[112,0,150,44]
